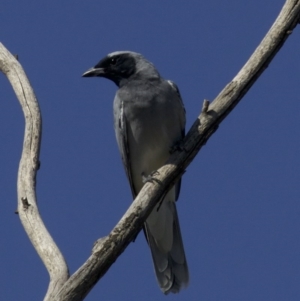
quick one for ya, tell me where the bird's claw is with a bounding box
[169,141,184,154]
[142,171,162,185]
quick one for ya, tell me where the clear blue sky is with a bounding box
[1,1,300,300]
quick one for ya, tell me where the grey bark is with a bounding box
[0,45,69,301]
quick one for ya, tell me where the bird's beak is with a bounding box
[82,67,105,77]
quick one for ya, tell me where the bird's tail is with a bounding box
[144,192,189,294]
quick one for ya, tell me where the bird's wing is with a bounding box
[114,95,137,198]
[167,80,186,138]
[166,80,186,201]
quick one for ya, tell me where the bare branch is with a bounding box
[1,1,300,300]
[52,1,300,300]
[0,43,69,301]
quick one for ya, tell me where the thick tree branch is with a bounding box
[0,43,69,301]
[1,0,300,300]
[53,1,300,300]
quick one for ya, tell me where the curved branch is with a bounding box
[53,1,300,300]
[0,43,69,300]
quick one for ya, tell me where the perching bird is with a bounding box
[83,51,189,294]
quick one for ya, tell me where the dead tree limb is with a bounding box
[0,44,69,301]
[1,0,299,300]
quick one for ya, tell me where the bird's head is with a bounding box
[82,51,159,87]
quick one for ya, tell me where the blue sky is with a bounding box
[1,1,300,300]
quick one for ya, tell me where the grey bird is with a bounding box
[82,51,189,294]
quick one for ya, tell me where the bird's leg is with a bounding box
[141,171,168,212]
[156,197,166,212]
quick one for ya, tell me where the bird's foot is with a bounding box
[169,140,184,154]
[141,171,162,185]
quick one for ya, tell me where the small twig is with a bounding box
[201,99,209,114]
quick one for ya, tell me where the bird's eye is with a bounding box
[110,57,117,65]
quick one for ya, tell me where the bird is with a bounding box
[82,51,189,294]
